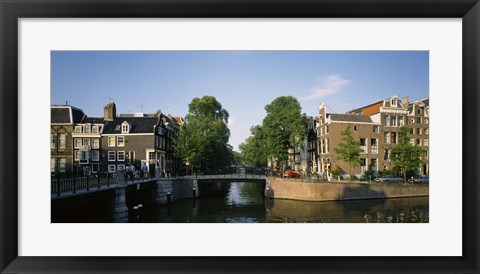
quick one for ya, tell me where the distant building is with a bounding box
[317,103,381,179]
[51,105,85,174]
[51,102,183,177]
[337,95,430,177]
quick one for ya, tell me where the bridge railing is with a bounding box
[51,173,120,196]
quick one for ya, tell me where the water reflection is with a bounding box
[266,197,429,223]
[129,182,428,223]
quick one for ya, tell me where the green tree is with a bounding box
[239,125,268,167]
[261,96,308,170]
[173,96,232,173]
[390,126,423,183]
[333,126,362,178]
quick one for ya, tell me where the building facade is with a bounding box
[51,102,183,177]
[51,105,85,174]
[317,103,382,179]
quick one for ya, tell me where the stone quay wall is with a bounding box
[266,179,428,202]
[156,179,198,205]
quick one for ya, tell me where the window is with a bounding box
[391,132,397,144]
[108,165,116,172]
[410,138,414,145]
[59,134,66,148]
[117,164,125,171]
[360,158,367,172]
[423,139,428,146]
[325,126,329,134]
[92,126,99,133]
[360,138,367,153]
[410,118,415,124]
[373,125,379,133]
[74,138,82,148]
[425,129,429,135]
[416,117,422,124]
[416,139,421,146]
[149,152,155,161]
[117,136,125,147]
[92,139,100,149]
[384,149,389,161]
[59,158,66,172]
[84,125,91,133]
[92,150,100,161]
[391,99,397,106]
[391,115,397,127]
[51,158,56,172]
[384,132,390,144]
[416,128,422,135]
[371,139,378,154]
[371,158,378,171]
[118,151,125,161]
[129,151,135,163]
[51,134,57,149]
[326,138,329,153]
[74,126,82,133]
[108,151,116,161]
[108,136,116,147]
[409,127,414,134]
[74,150,80,161]
[383,115,390,126]
[83,138,90,146]
[425,119,429,124]
[92,163,99,173]
[417,108,422,115]
[353,125,359,131]
[121,122,129,133]
[80,151,89,162]
[158,127,164,135]
[398,116,404,126]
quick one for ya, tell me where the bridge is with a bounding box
[179,174,267,183]
[51,173,272,197]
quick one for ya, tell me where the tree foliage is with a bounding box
[173,96,233,171]
[333,125,363,177]
[390,126,423,183]
[239,125,268,167]
[261,96,308,169]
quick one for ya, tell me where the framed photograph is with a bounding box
[1,0,478,273]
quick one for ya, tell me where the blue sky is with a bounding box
[51,51,429,151]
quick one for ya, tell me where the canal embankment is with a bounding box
[265,178,428,202]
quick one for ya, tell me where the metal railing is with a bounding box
[51,173,119,196]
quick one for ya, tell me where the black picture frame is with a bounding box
[1,0,478,273]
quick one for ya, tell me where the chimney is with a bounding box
[402,96,409,107]
[104,102,116,121]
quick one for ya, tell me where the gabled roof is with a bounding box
[329,114,374,123]
[102,117,159,134]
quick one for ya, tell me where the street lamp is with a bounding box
[185,161,189,176]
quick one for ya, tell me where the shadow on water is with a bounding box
[266,196,429,223]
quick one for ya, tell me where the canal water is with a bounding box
[129,182,429,223]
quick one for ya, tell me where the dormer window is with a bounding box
[121,121,129,134]
[391,98,397,107]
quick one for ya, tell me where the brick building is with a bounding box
[51,105,85,174]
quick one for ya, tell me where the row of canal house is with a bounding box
[287,95,429,179]
[51,102,184,176]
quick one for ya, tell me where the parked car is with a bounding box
[409,175,429,183]
[375,175,403,183]
[283,169,301,178]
